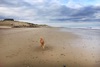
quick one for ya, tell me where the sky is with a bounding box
[0,0,100,23]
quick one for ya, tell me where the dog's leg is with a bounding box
[43,45,45,49]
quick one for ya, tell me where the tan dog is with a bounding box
[40,38,45,49]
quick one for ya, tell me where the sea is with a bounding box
[49,22,100,29]
[35,21,100,30]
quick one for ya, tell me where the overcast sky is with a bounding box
[0,0,100,22]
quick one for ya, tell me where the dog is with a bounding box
[40,37,45,49]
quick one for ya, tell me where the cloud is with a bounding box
[0,0,100,22]
[66,0,83,9]
[0,0,31,7]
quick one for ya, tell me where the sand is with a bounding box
[0,26,12,28]
[0,28,100,67]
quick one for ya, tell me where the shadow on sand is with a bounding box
[34,45,54,52]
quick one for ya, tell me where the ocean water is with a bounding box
[62,22,100,29]
[32,21,100,29]
[49,22,100,29]
[37,21,100,29]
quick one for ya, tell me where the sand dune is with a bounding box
[0,28,100,67]
[0,20,50,28]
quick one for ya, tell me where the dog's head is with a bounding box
[40,37,43,40]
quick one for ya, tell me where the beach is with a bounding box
[0,28,100,67]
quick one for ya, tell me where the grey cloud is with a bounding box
[0,0,100,22]
[49,6,100,22]
[0,0,31,7]
[72,6,98,17]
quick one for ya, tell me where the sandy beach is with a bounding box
[0,28,100,67]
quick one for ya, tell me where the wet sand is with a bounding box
[0,28,100,67]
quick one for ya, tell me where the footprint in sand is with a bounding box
[6,55,12,58]
[95,60,100,64]
[60,54,65,56]
[63,65,66,67]
[63,47,65,49]
[51,55,53,56]
[35,56,38,59]
[32,41,34,42]
[57,61,59,63]
[32,57,34,59]
[6,53,17,58]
